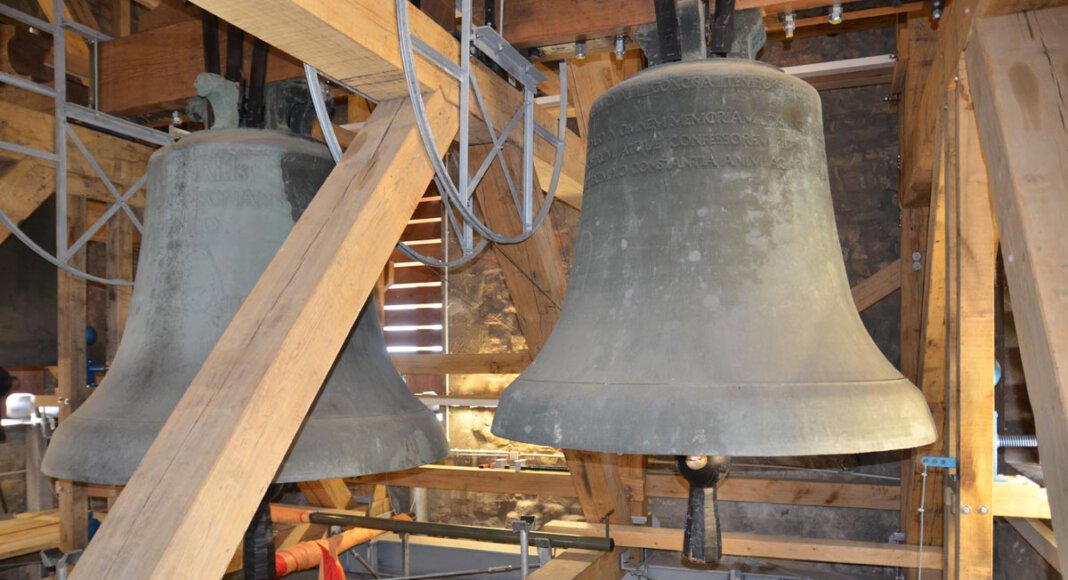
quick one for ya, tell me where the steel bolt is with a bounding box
[978,505,989,515]
[614,34,626,60]
[961,505,972,515]
[575,41,587,60]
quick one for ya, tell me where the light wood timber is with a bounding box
[348,465,901,511]
[1006,518,1060,573]
[967,7,1068,571]
[71,93,458,579]
[527,549,621,580]
[992,476,1050,519]
[36,0,91,80]
[851,258,903,312]
[0,510,60,561]
[898,0,1068,207]
[948,61,997,579]
[185,0,586,208]
[543,521,945,570]
[0,159,53,246]
[390,352,532,375]
[57,196,88,553]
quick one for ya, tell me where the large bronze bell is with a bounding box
[492,59,935,562]
[42,128,448,485]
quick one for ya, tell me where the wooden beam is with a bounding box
[967,8,1068,572]
[105,215,134,361]
[0,510,60,561]
[0,101,152,205]
[900,130,948,566]
[390,352,532,374]
[348,465,902,511]
[542,521,945,570]
[57,196,87,553]
[949,60,997,579]
[992,476,1050,519]
[37,0,91,80]
[0,159,53,246]
[186,0,586,208]
[1006,518,1060,573]
[99,20,305,115]
[898,0,1068,207]
[850,258,903,311]
[501,0,867,50]
[72,93,457,579]
[527,549,621,580]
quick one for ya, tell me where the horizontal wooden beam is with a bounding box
[527,549,620,579]
[502,0,868,50]
[100,20,305,116]
[390,352,531,373]
[543,520,944,570]
[992,476,1051,519]
[349,465,900,511]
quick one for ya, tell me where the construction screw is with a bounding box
[829,3,843,25]
[575,41,587,60]
[614,34,626,60]
[784,13,796,39]
[961,504,972,515]
[978,505,990,515]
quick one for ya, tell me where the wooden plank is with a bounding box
[527,549,620,580]
[542,521,945,570]
[897,0,1068,207]
[348,465,901,511]
[71,94,458,579]
[36,0,90,80]
[106,215,134,361]
[0,101,152,204]
[390,353,532,375]
[186,0,586,208]
[383,328,443,348]
[99,20,305,115]
[383,307,444,328]
[57,196,88,553]
[992,476,1051,519]
[0,159,53,246]
[501,0,866,49]
[968,11,1068,572]
[850,258,903,311]
[0,510,60,561]
[385,285,443,306]
[900,130,948,566]
[950,60,997,579]
[1006,518,1060,573]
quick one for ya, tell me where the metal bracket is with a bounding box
[920,456,958,469]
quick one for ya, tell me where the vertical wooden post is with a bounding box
[105,217,133,363]
[948,62,997,579]
[57,196,88,552]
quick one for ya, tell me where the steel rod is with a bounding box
[53,0,68,258]
[0,72,57,97]
[306,513,614,552]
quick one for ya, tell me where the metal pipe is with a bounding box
[402,533,411,577]
[306,513,614,552]
[0,72,57,97]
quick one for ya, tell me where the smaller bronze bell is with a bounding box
[42,128,447,485]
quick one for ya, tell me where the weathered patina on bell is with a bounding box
[42,129,448,485]
[492,57,935,565]
[492,58,935,458]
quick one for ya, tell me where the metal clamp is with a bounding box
[919,456,957,469]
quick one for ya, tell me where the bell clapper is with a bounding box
[676,455,731,565]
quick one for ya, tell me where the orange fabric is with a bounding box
[274,514,412,578]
